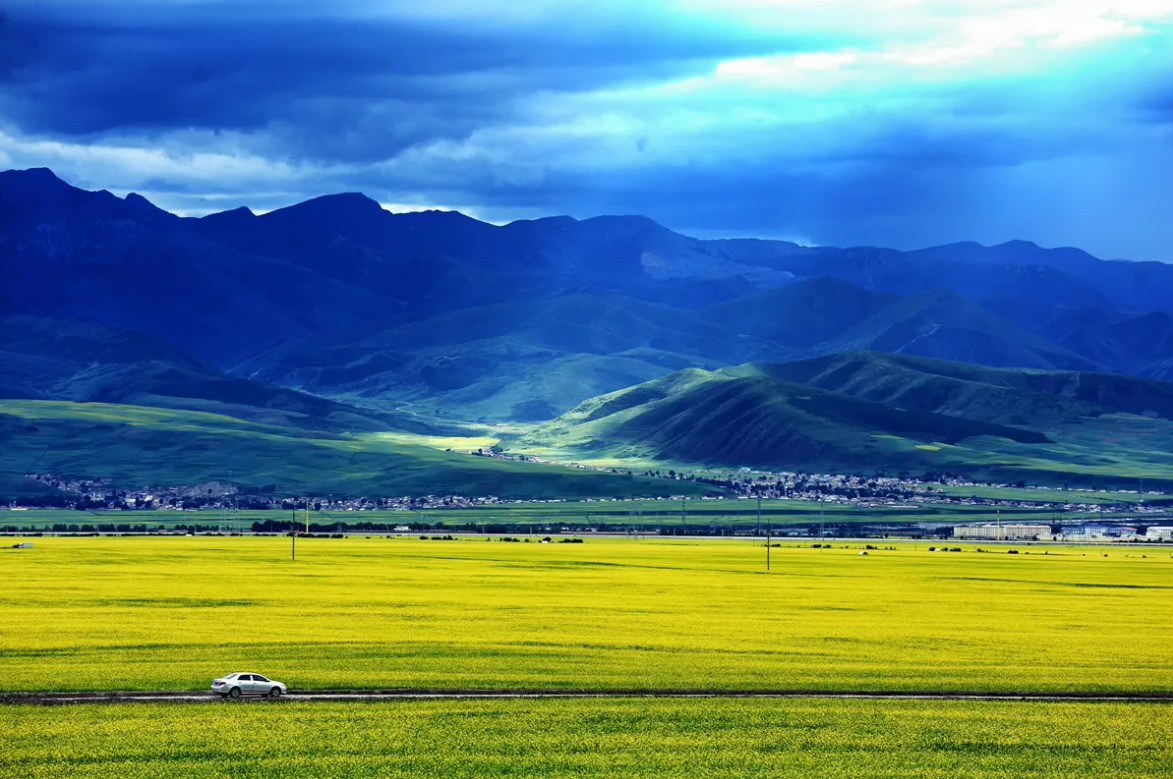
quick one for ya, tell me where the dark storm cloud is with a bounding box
[1,0,1172,260]
[0,0,826,161]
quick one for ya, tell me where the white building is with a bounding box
[1145,526,1173,541]
[953,523,1052,541]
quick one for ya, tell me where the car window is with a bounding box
[239,674,254,681]
[253,675,269,682]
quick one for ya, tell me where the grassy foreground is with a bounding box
[2,537,1171,693]
[3,698,1172,778]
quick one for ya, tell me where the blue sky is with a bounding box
[1,0,1171,258]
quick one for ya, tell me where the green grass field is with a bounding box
[3,698,1171,778]
[4,495,1153,532]
[2,537,1170,694]
[0,400,709,500]
[930,484,1156,503]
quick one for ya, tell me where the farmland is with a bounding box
[1,536,1170,694]
[3,698,1172,779]
[0,500,1124,532]
[5,487,1162,534]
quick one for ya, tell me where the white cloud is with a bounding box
[703,0,1173,85]
[0,129,311,187]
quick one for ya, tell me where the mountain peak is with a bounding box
[305,191,382,209]
[265,191,385,220]
[0,167,70,197]
[200,205,257,227]
[122,192,174,220]
[1,166,64,183]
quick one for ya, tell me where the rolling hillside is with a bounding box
[0,316,430,434]
[235,289,796,421]
[236,278,1111,422]
[0,315,715,498]
[0,400,708,500]
[736,352,1173,425]
[516,353,1173,487]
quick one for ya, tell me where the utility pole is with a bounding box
[305,498,310,535]
[291,509,296,562]
[680,498,686,536]
[765,497,771,572]
[756,495,762,538]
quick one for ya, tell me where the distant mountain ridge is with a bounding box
[4,167,1173,424]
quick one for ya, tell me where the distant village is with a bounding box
[17,468,1169,513]
[8,468,1173,543]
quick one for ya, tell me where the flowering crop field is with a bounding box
[3,698,1172,778]
[1,536,1171,693]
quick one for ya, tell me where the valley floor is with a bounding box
[2,537,1170,694]
[4,535,1171,779]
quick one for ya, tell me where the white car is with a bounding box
[211,672,287,698]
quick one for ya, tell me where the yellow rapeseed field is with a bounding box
[1,536,1170,692]
[3,698,1173,778]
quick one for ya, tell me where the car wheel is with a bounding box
[228,687,242,699]
[269,686,283,698]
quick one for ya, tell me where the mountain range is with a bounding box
[3,167,1173,493]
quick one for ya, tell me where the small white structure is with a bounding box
[953,523,1051,541]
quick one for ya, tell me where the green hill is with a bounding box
[0,316,436,434]
[728,352,1173,427]
[0,400,712,500]
[237,290,796,421]
[0,318,711,498]
[516,353,1173,487]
